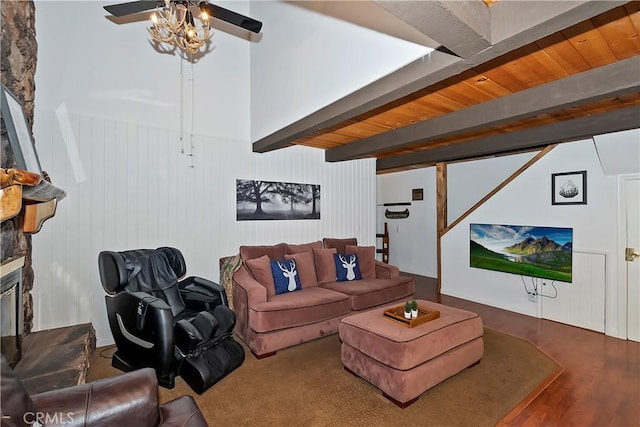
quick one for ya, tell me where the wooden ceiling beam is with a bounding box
[327,56,640,162]
[252,0,626,154]
[374,0,491,58]
[376,106,640,171]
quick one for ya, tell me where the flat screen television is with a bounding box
[470,223,573,283]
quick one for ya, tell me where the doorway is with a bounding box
[621,175,639,342]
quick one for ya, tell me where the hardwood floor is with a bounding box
[409,273,640,427]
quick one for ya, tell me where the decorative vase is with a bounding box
[411,309,418,318]
[404,310,411,319]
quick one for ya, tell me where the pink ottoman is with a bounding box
[339,300,483,408]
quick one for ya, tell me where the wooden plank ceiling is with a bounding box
[254,1,640,173]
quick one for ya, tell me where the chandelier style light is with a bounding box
[148,0,212,55]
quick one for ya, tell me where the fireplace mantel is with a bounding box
[1,168,66,233]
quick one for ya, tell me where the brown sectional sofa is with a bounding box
[232,238,415,358]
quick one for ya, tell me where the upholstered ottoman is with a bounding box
[339,300,483,408]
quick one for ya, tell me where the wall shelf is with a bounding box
[0,168,65,233]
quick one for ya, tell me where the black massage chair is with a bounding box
[98,247,245,393]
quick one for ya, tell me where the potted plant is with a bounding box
[404,301,412,319]
[410,300,419,318]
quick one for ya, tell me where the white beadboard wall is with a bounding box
[539,250,607,333]
[31,109,376,346]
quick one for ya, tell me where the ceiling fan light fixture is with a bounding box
[147,0,212,55]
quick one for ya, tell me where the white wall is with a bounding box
[32,1,391,346]
[32,110,376,346]
[447,152,537,224]
[377,168,437,277]
[249,1,431,141]
[441,138,625,337]
[35,1,252,141]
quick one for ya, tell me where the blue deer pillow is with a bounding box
[270,259,302,295]
[333,253,362,282]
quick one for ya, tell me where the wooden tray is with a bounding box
[383,304,440,328]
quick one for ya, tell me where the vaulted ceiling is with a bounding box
[254,1,640,173]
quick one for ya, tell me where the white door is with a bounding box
[625,177,640,342]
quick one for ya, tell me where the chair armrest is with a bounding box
[31,368,160,427]
[159,396,208,427]
[374,260,400,279]
[179,276,228,309]
[179,276,224,294]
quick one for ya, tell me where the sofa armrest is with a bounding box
[160,396,208,426]
[32,368,160,427]
[232,265,268,342]
[375,260,400,279]
[233,265,268,305]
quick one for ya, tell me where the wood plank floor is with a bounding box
[410,273,640,427]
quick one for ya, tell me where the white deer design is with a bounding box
[277,260,298,291]
[339,254,357,281]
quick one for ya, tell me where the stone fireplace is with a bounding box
[1,0,37,342]
[0,257,24,367]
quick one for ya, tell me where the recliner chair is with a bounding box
[98,247,245,393]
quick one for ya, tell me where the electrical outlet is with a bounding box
[528,292,537,303]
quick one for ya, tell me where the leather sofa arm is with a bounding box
[374,260,400,279]
[159,396,208,426]
[31,368,161,427]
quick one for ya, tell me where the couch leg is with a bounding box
[383,393,418,409]
[344,366,358,377]
[252,350,277,359]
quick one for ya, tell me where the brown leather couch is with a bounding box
[1,355,208,427]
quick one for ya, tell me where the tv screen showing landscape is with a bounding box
[470,223,572,282]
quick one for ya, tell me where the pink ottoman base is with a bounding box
[339,300,484,408]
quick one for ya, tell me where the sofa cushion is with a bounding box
[249,287,351,332]
[313,248,337,284]
[285,252,319,288]
[334,253,362,282]
[270,259,302,295]
[320,276,415,311]
[323,238,357,254]
[245,255,276,298]
[286,241,322,254]
[345,245,376,279]
[240,243,287,262]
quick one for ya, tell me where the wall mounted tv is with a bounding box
[470,223,573,283]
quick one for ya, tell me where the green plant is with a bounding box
[410,300,418,311]
[404,301,411,312]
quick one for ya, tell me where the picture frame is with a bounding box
[551,171,587,205]
[1,84,43,175]
[236,179,320,221]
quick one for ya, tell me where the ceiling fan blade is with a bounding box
[104,0,163,17]
[201,3,263,33]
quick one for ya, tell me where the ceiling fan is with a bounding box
[103,0,263,34]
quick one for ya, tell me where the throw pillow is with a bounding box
[286,241,322,254]
[313,248,337,284]
[333,253,362,282]
[245,254,276,298]
[323,237,358,254]
[270,259,302,295]
[345,245,376,279]
[285,252,319,287]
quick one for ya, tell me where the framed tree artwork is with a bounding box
[236,179,320,220]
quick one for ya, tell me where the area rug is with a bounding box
[87,328,562,426]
